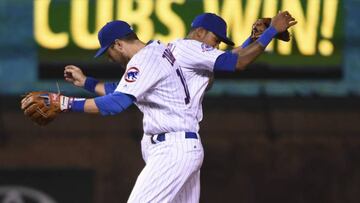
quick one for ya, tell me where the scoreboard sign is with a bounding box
[34,0,343,79]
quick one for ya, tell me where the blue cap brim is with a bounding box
[94,45,110,58]
[217,35,235,46]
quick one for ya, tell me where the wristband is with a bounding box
[241,36,253,48]
[59,96,73,111]
[104,82,119,95]
[257,26,278,47]
[84,77,99,93]
[69,98,86,112]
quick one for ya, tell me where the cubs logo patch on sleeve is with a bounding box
[125,67,140,82]
[201,43,215,52]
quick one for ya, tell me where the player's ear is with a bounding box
[195,28,208,40]
[113,39,124,51]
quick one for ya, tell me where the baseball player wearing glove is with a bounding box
[21,20,206,203]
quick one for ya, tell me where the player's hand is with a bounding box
[271,11,297,33]
[64,65,86,88]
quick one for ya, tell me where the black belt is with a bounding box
[151,132,198,144]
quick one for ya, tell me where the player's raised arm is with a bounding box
[175,12,296,74]
[64,65,118,96]
[232,11,297,71]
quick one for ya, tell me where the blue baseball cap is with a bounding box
[94,20,134,58]
[191,13,234,46]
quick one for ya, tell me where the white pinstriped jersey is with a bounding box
[168,39,225,122]
[115,41,197,135]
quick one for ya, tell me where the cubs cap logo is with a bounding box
[125,67,139,82]
[201,43,214,52]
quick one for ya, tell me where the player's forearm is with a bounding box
[66,92,134,115]
[84,77,111,96]
[62,98,100,114]
[229,36,255,55]
[232,26,278,71]
[232,42,265,71]
[84,99,100,113]
[232,46,243,53]
[63,93,134,116]
[84,77,102,95]
[94,82,106,96]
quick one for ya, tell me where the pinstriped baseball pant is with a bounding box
[128,132,204,203]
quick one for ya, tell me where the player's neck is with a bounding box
[186,29,206,42]
[186,32,196,41]
[127,40,146,58]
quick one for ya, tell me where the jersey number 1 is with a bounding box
[176,68,190,104]
[163,48,190,104]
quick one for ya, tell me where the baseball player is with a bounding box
[64,12,296,202]
[167,11,296,124]
[61,20,204,203]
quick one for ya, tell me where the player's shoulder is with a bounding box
[171,38,202,47]
[170,38,219,53]
[128,40,168,68]
[143,40,167,57]
[131,40,164,60]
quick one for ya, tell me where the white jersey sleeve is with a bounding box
[169,39,225,72]
[115,47,166,99]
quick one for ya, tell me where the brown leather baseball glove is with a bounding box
[251,18,290,42]
[21,92,63,126]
